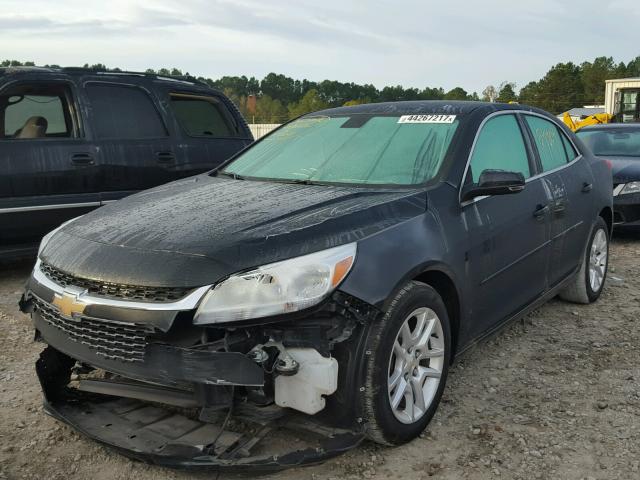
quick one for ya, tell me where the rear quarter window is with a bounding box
[170,94,239,138]
[561,133,578,161]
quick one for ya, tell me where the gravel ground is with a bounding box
[1,234,639,480]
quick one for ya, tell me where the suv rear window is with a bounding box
[0,84,75,139]
[170,94,238,138]
[86,84,167,139]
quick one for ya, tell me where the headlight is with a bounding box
[621,182,640,195]
[37,217,81,257]
[194,243,357,325]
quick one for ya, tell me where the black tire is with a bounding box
[559,217,609,304]
[363,281,451,445]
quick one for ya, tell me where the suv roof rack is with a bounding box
[0,66,210,88]
[60,67,210,87]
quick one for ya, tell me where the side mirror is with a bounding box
[462,169,525,202]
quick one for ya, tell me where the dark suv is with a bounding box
[0,67,252,258]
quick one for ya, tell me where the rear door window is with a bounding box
[86,83,167,139]
[1,84,75,139]
[525,115,570,172]
[170,94,238,138]
[469,114,531,182]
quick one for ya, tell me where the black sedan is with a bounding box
[21,101,612,471]
[577,124,640,228]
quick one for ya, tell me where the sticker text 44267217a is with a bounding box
[397,114,456,124]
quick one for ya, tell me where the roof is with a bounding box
[605,77,640,83]
[565,107,605,117]
[312,100,541,117]
[0,66,209,87]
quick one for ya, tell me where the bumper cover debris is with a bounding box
[36,346,365,471]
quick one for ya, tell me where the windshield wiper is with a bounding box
[215,171,245,180]
[278,178,324,186]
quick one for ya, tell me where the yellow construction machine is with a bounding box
[562,111,613,132]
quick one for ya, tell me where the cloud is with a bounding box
[0,15,110,32]
[0,0,638,93]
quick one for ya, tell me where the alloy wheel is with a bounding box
[387,307,445,424]
[589,228,608,292]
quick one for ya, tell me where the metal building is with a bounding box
[605,78,640,123]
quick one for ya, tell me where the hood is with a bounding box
[598,155,640,183]
[41,175,427,287]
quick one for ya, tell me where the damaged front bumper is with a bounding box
[21,259,376,471]
[613,191,640,226]
[36,347,364,471]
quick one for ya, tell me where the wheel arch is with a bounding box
[599,206,613,237]
[412,268,461,360]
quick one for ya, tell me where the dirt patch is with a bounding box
[1,235,639,480]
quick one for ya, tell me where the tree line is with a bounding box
[2,56,639,122]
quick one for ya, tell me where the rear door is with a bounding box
[83,81,175,202]
[463,113,552,337]
[0,78,100,250]
[166,90,253,174]
[522,114,594,285]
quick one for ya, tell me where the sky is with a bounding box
[1,0,639,94]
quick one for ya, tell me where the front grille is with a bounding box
[34,298,149,362]
[40,263,192,303]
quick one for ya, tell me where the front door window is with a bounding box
[0,83,77,140]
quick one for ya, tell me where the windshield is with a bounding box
[577,128,640,158]
[222,114,460,185]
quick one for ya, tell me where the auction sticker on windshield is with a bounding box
[398,114,456,124]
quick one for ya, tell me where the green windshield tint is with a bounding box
[224,115,459,185]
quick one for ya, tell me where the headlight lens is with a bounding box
[37,217,81,257]
[621,181,640,195]
[194,243,357,325]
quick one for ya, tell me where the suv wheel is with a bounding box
[559,217,609,304]
[363,281,451,445]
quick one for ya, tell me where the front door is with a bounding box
[463,113,552,338]
[0,79,100,250]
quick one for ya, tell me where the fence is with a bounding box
[248,124,281,139]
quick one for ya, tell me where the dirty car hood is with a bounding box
[40,175,427,287]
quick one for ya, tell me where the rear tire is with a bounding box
[363,281,451,445]
[559,217,609,304]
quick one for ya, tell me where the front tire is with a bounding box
[559,217,609,304]
[363,281,451,445]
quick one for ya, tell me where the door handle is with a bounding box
[156,151,175,164]
[552,201,566,214]
[582,182,593,193]
[70,153,94,165]
[533,204,550,219]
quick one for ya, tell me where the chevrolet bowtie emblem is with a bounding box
[52,291,87,318]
